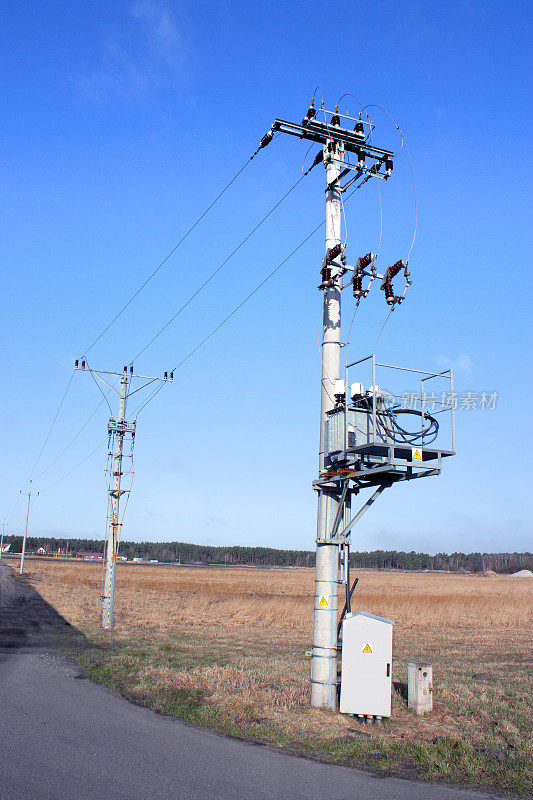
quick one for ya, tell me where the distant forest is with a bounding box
[3,535,531,573]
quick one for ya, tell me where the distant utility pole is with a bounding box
[75,361,173,630]
[0,519,5,561]
[20,481,38,575]
[264,101,396,710]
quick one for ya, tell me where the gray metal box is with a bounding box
[340,611,394,717]
[325,408,389,458]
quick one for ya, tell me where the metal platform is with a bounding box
[314,442,454,491]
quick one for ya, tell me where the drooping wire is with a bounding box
[336,92,364,113]
[40,439,107,493]
[34,395,110,481]
[132,174,375,419]
[15,141,273,495]
[25,370,75,484]
[86,361,114,417]
[361,104,417,263]
[24,161,305,495]
[131,168,314,363]
[132,218,328,417]
[81,144,269,359]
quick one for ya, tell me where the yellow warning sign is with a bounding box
[412,447,423,461]
[362,643,373,654]
[318,596,328,607]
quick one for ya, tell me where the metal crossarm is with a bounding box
[272,118,393,159]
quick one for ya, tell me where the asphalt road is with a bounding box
[0,564,498,800]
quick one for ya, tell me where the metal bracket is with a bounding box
[317,483,390,545]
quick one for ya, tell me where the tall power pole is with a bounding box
[102,372,130,630]
[0,519,5,561]
[20,482,38,575]
[313,120,344,709]
[265,103,397,709]
[75,361,172,630]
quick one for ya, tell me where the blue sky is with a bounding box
[1,0,531,553]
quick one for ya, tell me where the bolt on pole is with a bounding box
[102,374,128,631]
[310,125,344,710]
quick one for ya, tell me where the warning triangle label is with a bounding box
[318,596,328,607]
[362,643,373,654]
[412,447,422,461]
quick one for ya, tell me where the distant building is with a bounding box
[76,552,103,560]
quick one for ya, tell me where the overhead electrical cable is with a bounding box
[40,439,107,493]
[360,104,417,263]
[130,177,371,418]
[25,370,75,484]
[34,395,110,481]
[131,163,318,363]
[81,140,272,359]
[13,137,275,499]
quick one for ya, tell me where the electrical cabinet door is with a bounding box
[340,611,394,717]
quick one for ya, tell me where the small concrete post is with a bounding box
[408,662,433,714]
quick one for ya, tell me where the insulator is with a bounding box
[123,366,128,373]
[386,259,404,280]
[356,148,365,166]
[82,360,85,369]
[311,150,324,168]
[321,266,332,284]
[383,281,395,305]
[331,113,340,126]
[355,121,364,135]
[358,252,373,269]
[326,243,342,263]
[259,131,273,149]
[385,158,393,173]
[130,365,133,374]
[170,372,174,380]
[302,106,317,126]
[353,273,363,298]
[164,371,168,380]
[75,359,79,368]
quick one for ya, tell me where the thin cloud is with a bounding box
[77,1,185,102]
[436,352,473,374]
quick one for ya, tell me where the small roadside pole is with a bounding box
[0,519,5,561]
[19,481,38,575]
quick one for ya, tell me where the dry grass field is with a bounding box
[9,556,533,795]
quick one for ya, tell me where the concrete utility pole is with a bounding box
[20,482,38,575]
[75,361,172,630]
[265,103,398,710]
[102,372,129,631]
[0,519,5,561]
[312,123,344,709]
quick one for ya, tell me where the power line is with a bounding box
[38,160,311,485]
[132,163,318,363]
[12,138,274,496]
[40,439,107,493]
[34,395,110,481]
[26,371,75,483]
[360,104,417,262]
[81,140,272,359]
[131,174,376,418]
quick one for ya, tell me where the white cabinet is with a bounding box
[339,611,394,717]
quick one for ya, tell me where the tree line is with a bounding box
[2,535,531,573]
